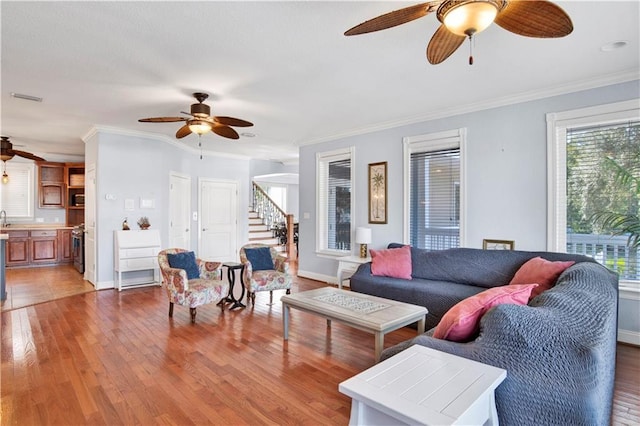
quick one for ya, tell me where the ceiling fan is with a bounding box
[344,0,573,65]
[138,92,253,140]
[1,136,45,184]
[1,136,45,162]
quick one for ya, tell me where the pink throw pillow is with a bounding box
[370,245,412,280]
[510,257,575,299]
[433,284,538,342]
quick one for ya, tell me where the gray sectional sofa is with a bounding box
[349,245,619,425]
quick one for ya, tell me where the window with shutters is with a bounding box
[548,100,639,284]
[0,162,35,219]
[316,147,354,255]
[403,129,466,250]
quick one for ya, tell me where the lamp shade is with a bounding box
[355,227,372,245]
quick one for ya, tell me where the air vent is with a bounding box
[10,92,43,102]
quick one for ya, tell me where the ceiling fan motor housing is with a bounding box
[191,102,211,118]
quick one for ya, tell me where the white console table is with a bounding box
[114,230,161,291]
[339,344,506,426]
[336,255,370,289]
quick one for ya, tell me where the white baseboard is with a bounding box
[94,280,115,290]
[618,329,640,346]
[297,269,336,285]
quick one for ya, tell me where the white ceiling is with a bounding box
[1,1,638,163]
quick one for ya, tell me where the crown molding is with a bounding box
[298,70,640,147]
[82,125,251,161]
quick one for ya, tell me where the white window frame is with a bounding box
[316,146,355,256]
[403,128,467,247]
[0,161,35,220]
[547,98,640,287]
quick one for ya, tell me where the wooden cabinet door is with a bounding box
[41,183,65,208]
[58,229,73,262]
[30,237,57,263]
[6,237,29,266]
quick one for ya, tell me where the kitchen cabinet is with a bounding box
[5,230,29,267]
[58,229,73,263]
[38,162,65,208]
[29,230,58,264]
[66,163,85,227]
[4,228,73,267]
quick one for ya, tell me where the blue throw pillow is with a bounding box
[167,251,200,280]
[245,247,274,271]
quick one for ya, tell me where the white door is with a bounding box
[198,179,238,262]
[169,172,191,249]
[84,165,97,285]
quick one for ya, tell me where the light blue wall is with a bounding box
[89,131,291,285]
[298,80,640,281]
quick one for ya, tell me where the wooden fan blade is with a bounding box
[213,116,253,127]
[176,124,192,139]
[13,150,45,162]
[495,0,573,38]
[345,2,436,36]
[212,125,239,140]
[426,24,466,64]
[138,117,187,123]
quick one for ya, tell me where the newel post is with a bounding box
[286,214,296,259]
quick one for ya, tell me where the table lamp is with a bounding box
[355,227,372,258]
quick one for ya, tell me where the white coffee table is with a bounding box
[339,344,507,425]
[281,287,427,362]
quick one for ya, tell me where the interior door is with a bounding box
[169,172,191,250]
[198,179,238,262]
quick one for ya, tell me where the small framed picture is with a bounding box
[483,239,515,250]
[368,161,387,224]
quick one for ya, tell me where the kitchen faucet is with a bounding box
[0,210,6,227]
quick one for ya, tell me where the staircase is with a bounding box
[248,210,283,252]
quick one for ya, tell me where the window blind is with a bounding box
[0,162,34,218]
[317,148,352,253]
[565,120,639,280]
[410,148,460,250]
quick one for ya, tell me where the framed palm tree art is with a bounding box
[368,162,387,224]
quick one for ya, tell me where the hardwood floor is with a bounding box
[1,265,94,312]
[1,266,638,425]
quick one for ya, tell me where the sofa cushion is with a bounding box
[244,247,274,271]
[433,283,538,342]
[167,251,200,280]
[510,257,575,299]
[370,245,412,280]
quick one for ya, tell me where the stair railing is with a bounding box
[252,181,296,258]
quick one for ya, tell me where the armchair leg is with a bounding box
[269,291,274,305]
[169,302,174,317]
[190,308,197,323]
[286,289,291,295]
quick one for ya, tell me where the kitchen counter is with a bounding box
[1,224,74,231]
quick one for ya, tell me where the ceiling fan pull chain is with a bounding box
[198,135,203,160]
[468,34,474,65]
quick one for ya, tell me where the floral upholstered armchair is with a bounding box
[239,243,292,306]
[157,248,229,323]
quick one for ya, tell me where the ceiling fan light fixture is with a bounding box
[2,161,8,184]
[188,120,212,135]
[440,0,501,36]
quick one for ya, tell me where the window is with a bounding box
[403,129,466,250]
[548,99,639,283]
[317,147,354,254]
[0,161,35,219]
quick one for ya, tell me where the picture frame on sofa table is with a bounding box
[368,161,387,224]
[483,239,515,250]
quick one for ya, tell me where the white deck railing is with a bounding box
[567,233,638,281]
